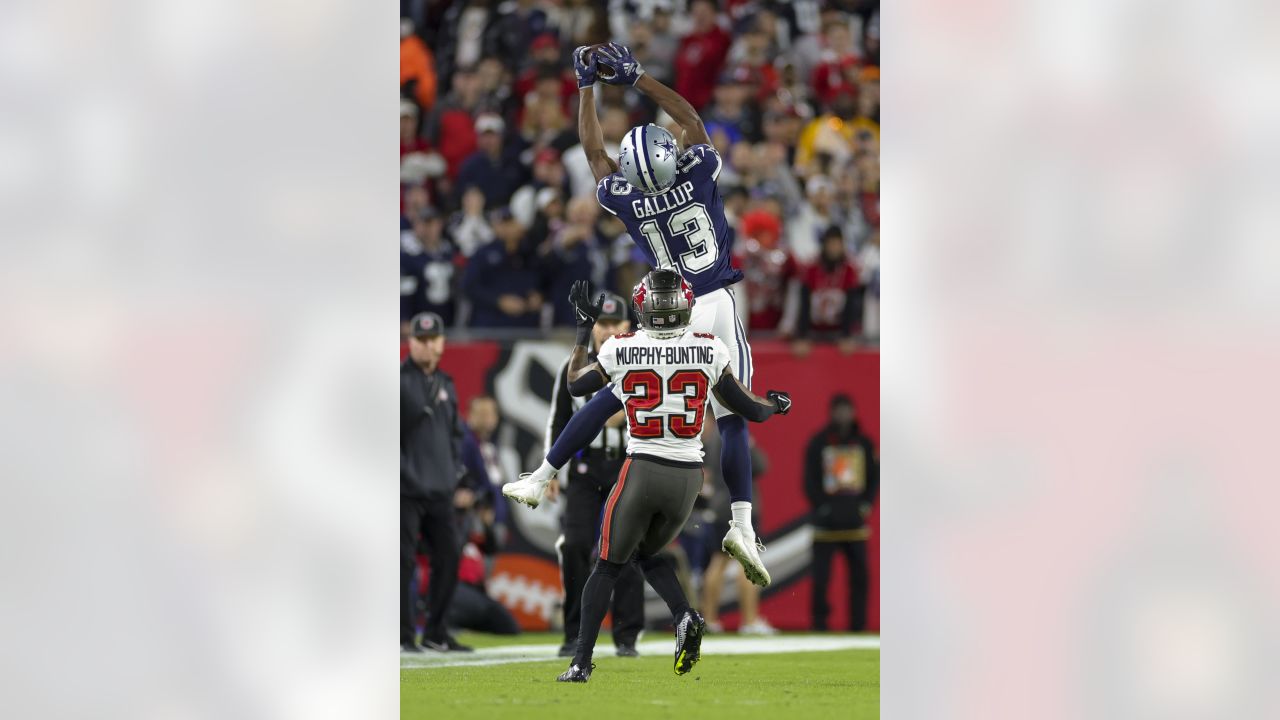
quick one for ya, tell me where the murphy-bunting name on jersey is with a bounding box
[614,344,715,367]
[630,180,696,219]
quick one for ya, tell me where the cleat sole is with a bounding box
[723,538,772,588]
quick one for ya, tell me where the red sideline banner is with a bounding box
[404,339,879,632]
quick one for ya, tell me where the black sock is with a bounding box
[573,559,623,667]
[639,554,691,622]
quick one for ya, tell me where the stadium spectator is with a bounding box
[736,206,800,333]
[541,196,608,327]
[563,103,629,198]
[425,65,484,180]
[704,66,759,142]
[728,24,781,104]
[475,55,516,118]
[796,226,863,351]
[462,208,544,328]
[643,5,680,84]
[447,186,495,258]
[401,207,459,333]
[465,396,508,499]
[788,175,840,262]
[674,0,732,111]
[804,394,878,632]
[400,19,439,113]
[401,313,472,653]
[455,113,527,208]
[809,17,862,107]
[401,184,431,230]
[511,147,568,229]
[518,67,573,148]
[514,33,577,107]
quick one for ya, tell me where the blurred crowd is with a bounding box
[401,0,880,346]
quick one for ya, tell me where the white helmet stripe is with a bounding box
[638,124,659,191]
[629,126,653,192]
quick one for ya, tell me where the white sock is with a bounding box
[531,459,556,484]
[730,502,754,531]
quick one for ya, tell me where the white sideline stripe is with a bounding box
[401,634,879,670]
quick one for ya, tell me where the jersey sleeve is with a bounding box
[711,337,733,380]
[595,173,633,217]
[596,336,619,381]
[679,144,722,184]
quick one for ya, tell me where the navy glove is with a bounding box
[594,42,645,86]
[572,45,598,89]
[767,390,792,416]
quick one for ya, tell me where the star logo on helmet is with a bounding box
[656,138,676,155]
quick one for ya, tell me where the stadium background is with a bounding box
[401,0,879,632]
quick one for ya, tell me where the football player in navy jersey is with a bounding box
[565,42,771,587]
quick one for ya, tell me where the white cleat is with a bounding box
[722,521,771,588]
[502,473,548,509]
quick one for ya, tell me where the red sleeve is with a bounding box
[800,263,817,290]
[842,262,859,290]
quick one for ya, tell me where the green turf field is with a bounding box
[401,632,879,720]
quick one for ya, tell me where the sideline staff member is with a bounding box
[401,312,472,652]
[546,292,645,658]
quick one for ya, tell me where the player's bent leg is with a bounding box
[717,415,770,587]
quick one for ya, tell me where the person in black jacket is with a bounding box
[804,393,879,631]
[401,312,473,653]
[544,291,646,658]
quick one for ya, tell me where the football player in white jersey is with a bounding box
[570,41,774,588]
[504,269,790,682]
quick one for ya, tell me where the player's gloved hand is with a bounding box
[569,280,604,328]
[572,45,598,89]
[594,42,645,86]
[767,390,792,415]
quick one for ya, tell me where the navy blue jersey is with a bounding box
[596,144,743,297]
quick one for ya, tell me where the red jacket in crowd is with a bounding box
[675,26,732,110]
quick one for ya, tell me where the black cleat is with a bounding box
[673,610,706,675]
[557,663,595,683]
[616,643,640,657]
[423,634,474,653]
[558,641,576,658]
[401,642,423,653]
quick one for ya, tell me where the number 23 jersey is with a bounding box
[597,330,733,463]
[596,144,744,297]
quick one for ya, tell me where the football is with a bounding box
[584,43,619,80]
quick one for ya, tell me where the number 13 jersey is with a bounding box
[596,143,744,297]
[597,329,733,463]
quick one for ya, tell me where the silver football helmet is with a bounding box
[631,268,695,339]
[618,124,679,194]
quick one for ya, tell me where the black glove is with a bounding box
[569,280,605,328]
[767,390,792,416]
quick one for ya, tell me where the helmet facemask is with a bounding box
[632,269,695,339]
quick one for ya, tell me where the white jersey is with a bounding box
[597,329,732,463]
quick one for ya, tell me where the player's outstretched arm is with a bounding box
[574,47,619,183]
[566,279,609,396]
[634,74,710,147]
[595,42,710,148]
[711,368,792,423]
